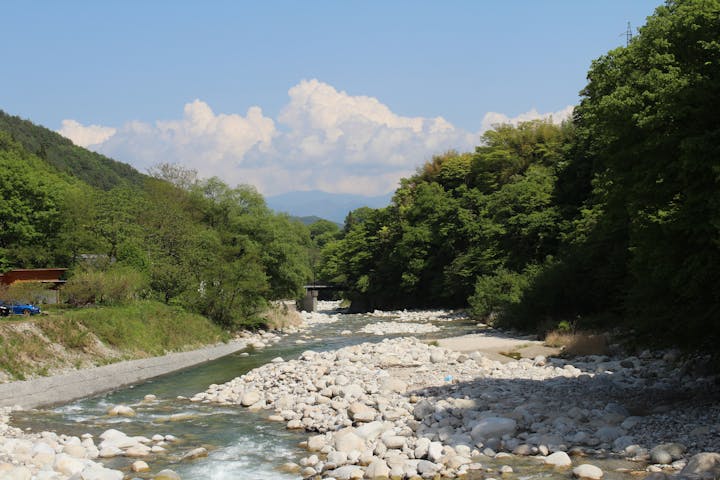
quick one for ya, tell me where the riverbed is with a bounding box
[9,304,720,480]
[11,305,476,478]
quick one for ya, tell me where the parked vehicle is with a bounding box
[0,304,9,317]
[0,301,41,316]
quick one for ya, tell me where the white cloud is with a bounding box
[480,105,574,132]
[58,119,116,148]
[57,80,574,196]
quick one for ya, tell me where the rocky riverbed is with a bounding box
[192,336,720,480]
[0,403,190,480]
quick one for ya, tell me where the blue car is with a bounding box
[0,301,41,316]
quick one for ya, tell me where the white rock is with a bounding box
[573,464,604,479]
[544,451,572,467]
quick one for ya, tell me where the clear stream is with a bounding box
[11,310,641,480]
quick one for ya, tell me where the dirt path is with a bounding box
[0,339,248,409]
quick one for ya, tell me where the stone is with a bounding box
[417,460,440,475]
[573,464,604,479]
[64,444,87,458]
[382,435,406,449]
[330,465,364,480]
[470,417,517,441]
[413,400,435,421]
[241,390,261,406]
[54,453,86,475]
[132,461,150,472]
[427,442,444,462]
[513,444,533,456]
[326,450,348,468]
[681,452,720,477]
[307,434,327,451]
[154,470,182,480]
[3,467,31,480]
[181,447,208,460]
[595,426,624,443]
[545,451,572,467]
[365,458,390,478]
[125,445,151,457]
[446,455,472,469]
[379,377,408,394]
[106,405,135,417]
[650,443,686,464]
[334,428,366,454]
[349,402,377,422]
[99,446,123,458]
[415,437,431,459]
[355,422,388,441]
[78,464,124,480]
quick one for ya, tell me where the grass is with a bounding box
[263,302,303,330]
[544,330,609,356]
[62,301,229,355]
[0,300,230,380]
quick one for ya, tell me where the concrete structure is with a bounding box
[0,268,67,304]
[301,285,342,312]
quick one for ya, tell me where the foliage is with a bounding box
[319,0,720,351]
[0,120,314,330]
[320,120,571,310]
[62,267,148,306]
[0,282,51,305]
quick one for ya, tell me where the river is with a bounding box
[11,306,479,479]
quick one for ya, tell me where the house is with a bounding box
[0,268,68,304]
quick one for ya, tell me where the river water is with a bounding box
[12,307,479,479]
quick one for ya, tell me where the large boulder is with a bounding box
[470,417,517,441]
[365,458,390,478]
[650,443,686,464]
[334,428,366,454]
[544,451,572,467]
[681,452,720,478]
[349,402,377,423]
[573,464,604,479]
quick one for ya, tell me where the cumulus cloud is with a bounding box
[58,119,116,148]
[57,80,574,196]
[480,105,574,132]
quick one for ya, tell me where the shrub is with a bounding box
[469,266,540,321]
[0,282,50,304]
[62,268,148,306]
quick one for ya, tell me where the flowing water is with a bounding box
[12,308,478,479]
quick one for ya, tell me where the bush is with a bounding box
[0,282,50,304]
[469,266,540,320]
[62,268,148,306]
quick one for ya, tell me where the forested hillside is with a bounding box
[0,111,145,190]
[0,118,314,328]
[320,0,720,347]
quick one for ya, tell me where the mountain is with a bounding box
[267,190,393,224]
[0,110,145,190]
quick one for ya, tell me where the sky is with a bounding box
[1,1,660,197]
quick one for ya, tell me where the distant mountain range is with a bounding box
[267,190,393,224]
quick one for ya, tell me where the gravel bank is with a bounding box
[193,336,720,479]
[0,339,250,409]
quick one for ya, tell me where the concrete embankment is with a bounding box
[0,340,249,409]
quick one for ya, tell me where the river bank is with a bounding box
[192,318,720,479]
[2,305,719,480]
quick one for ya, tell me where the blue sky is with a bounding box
[1,1,660,196]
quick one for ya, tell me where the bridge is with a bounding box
[302,284,344,312]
